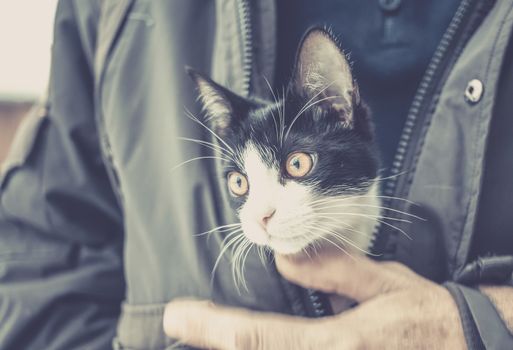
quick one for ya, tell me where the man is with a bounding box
[1,0,512,349]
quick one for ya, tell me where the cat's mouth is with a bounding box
[267,234,314,255]
[240,226,313,255]
[253,222,320,255]
[239,217,317,255]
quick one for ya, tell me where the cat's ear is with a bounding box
[291,28,359,128]
[187,67,247,135]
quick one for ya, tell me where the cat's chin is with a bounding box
[268,242,309,256]
[266,236,313,256]
[242,230,311,255]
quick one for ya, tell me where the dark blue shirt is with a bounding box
[276,0,461,170]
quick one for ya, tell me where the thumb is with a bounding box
[164,299,324,350]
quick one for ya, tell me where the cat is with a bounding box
[188,28,381,259]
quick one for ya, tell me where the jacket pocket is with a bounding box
[0,104,48,189]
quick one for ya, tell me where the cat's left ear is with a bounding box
[291,28,360,128]
[187,67,248,136]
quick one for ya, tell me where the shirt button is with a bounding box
[465,79,484,104]
[379,0,402,12]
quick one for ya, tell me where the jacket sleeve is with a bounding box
[0,1,125,349]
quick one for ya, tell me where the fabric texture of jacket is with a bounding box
[1,0,512,349]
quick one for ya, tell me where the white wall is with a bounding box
[0,0,58,101]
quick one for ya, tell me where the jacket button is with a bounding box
[465,79,484,104]
[379,0,402,12]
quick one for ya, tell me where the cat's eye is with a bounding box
[285,152,314,178]
[227,171,249,196]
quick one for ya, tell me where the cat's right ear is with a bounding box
[187,67,246,135]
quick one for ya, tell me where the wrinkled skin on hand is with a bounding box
[164,250,467,350]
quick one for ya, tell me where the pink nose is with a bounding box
[261,209,276,228]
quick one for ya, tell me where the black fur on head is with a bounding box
[188,28,379,201]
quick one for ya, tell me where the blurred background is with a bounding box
[0,0,58,163]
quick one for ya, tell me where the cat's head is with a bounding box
[189,28,380,255]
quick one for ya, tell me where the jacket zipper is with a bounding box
[371,0,493,256]
[237,0,253,97]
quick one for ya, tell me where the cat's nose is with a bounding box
[261,209,276,229]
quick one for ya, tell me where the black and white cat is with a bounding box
[188,28,381,257]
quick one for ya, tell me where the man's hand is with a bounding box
[163,250,468,349]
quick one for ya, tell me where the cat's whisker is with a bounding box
[317,211,412,224]
[285,93,340,141]
[220,229,245,248]
[312,203,425,221]
[329,233,377,257]
[217,229,244,254]
[171,156,231,172]
[230,239,243,293]
[319,221,373,243]
[302,221,372,252]
[310,196,369,206]
[184,108,236,155]
[167,340,188,350]
[297,94,341,118]
[240,242,254,290]
[372,171,410,183]
[193,223,242,237]
[374,219,413,240]
[232,239,245,279]
[372,195,418,205]
[311,239,321,257]
[257,245,268,268]
[303,220,367,247]
[284,80,337,141]
[280,86,286,147]
[309,194,418,206]
[178,137,236,159]
[263,76,280,106]
[302,246,313,260]
[270,109,281,144]
[179,136,234,156]
[311,217,374,239]
[257,105,280,147]
[210,233,245,288]
[312,211,413,240]
[291,80,335,118]
[232,144,245,167]
[232,238,252,293]
[317,217,355,230]
[288,225,321,241]
[313,225,378,256]
[263,77,283,143]
[309,193,370,206]
[316,234,358,261]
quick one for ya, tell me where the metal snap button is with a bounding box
[465,79,484,104]
[379,0,402,12]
